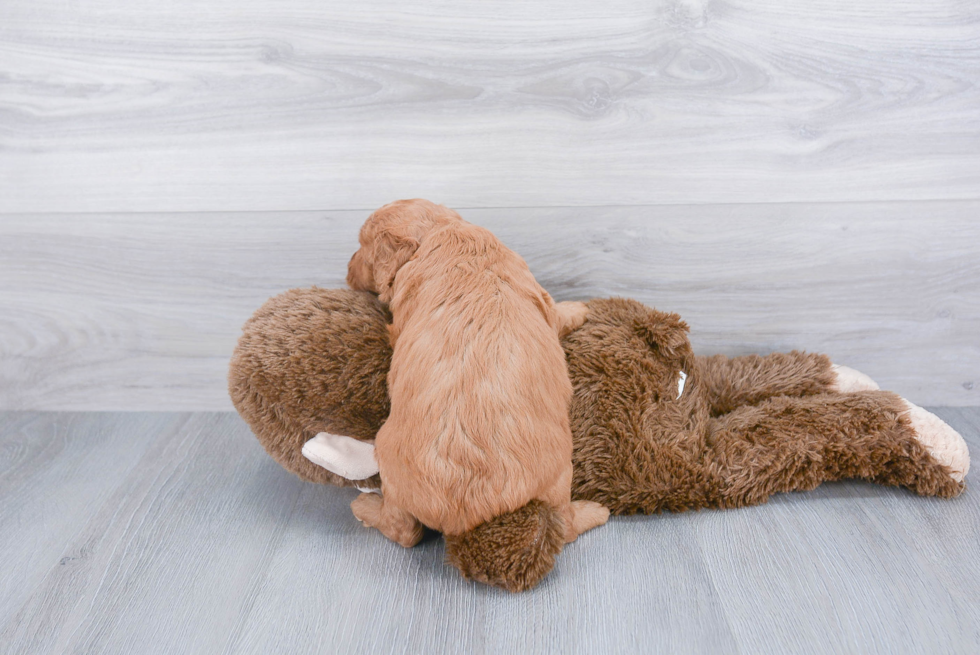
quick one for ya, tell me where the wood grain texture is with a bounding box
[1,201,978,410]
[1,410,978,654]
[1,0,979,212]
[0,413,164,630]
[0,412,306,654]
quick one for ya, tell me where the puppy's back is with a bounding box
[378,222,573,535]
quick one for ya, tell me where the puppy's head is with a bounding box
[347,199,462,303]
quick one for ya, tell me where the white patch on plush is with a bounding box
[901,399,970,482]
[302,432,379,480]
[677,370,687,399]
[830,364,880,393]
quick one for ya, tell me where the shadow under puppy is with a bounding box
[344,200,609,573]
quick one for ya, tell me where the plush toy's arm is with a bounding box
[696,351,838,415]
[302,432,380,481]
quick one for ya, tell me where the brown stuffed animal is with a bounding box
[229,287,970,591]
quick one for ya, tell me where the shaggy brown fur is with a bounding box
[227,287,388,489]
[229,289,965,590]
[564,298,963,514]
[343,199,605,547]
[444,500,566,593]
[698,352,838,417]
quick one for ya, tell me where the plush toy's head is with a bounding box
[228,287,392,489]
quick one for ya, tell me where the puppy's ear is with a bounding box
[373,224,420,304]
[633,311,691,359]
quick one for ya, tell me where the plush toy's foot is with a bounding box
[901,399,970,482]
[351,493,424,548]
[830,365,880,393]
[302,432,379,480]
[554,301,590,338]
[565,500,610,543]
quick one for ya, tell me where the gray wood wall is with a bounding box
[2,0,978,409]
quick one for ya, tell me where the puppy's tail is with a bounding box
[444,500,565,592]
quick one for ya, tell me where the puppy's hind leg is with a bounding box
[351,493,424,548]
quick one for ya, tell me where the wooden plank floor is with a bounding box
[2,410,978,654]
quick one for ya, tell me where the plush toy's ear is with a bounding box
[302,432,379,480]
[633,311,691,359]
[373,225,420,304]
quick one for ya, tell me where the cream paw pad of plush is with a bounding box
[900,400,970,483]
[830,364,881,393]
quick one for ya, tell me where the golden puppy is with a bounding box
[346,199,609,547]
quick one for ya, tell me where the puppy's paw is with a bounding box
[555,301,589,338]
[351,492,384,527]
[901,399,970,482]
[569,500,610,538]
[351,493,424,547]
[830,364,880,393]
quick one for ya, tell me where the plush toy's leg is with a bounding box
[698,353,881,416]
[351,493,424,548]
[553,301,590,339]
[705,390,965,508]
[900,399,970,482]
[697,351,837,415]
